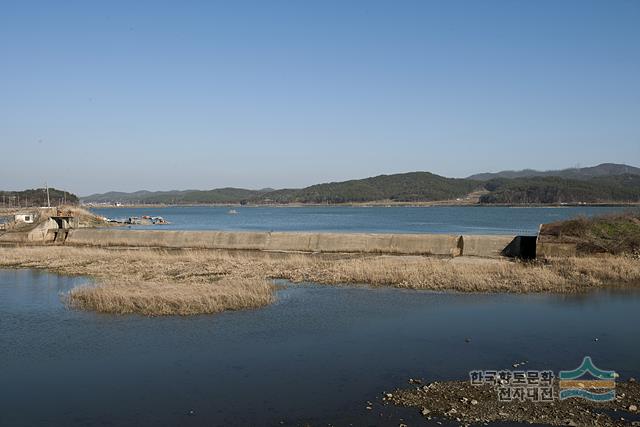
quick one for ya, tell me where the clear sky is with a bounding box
[1,0,639,195]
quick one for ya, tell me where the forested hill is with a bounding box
[82,172,482,204]
[256,172,480,203]
[479,174,640,204]
[81,163,640,205]
[0,188,79,207]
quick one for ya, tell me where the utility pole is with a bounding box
[45,182,51,208]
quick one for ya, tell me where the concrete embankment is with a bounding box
[56,229,538,258]
[64,229,467,256]
[1,223,537,258]
[0,218,58,243]
[460,235,516,258]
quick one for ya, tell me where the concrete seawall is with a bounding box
[460,235,517,258]
[62,229,537,258]
[64,229,467,256]
[0,219,58,243]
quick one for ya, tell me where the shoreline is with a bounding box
[0,246,639,316]
[387,378,640,426]
[79,202,640,209]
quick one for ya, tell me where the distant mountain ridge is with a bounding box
[82,172,481,204]
[80,163,640,205]
[467,163,640,181]
[82,188,271,204]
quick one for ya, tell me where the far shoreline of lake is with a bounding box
[81,202,640,208]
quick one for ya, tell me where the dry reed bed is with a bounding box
[69,277,273,316]
[0,246,639,315]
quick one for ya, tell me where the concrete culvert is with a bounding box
[501,236,537,260]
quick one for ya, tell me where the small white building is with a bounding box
[14,213,35,224]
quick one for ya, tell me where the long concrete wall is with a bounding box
[65,229,465,256]
[461,235,517,258]
[2,226,528,258]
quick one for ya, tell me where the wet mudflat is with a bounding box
[1,269,639,426]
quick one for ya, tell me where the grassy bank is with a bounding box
[540,211,640,254]
[0,247,639,315]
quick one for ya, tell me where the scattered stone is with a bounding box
[465,337,471,343]
[386,378,640,426]
[594,337,599,342]
[630,377,637,383]
[366,406,372,410]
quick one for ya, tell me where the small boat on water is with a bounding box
[117,216,170,225]
[227,209,238,215]
[151,216,168,224]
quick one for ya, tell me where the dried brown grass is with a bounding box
[540,211,640,254]
[68,276,273,316]
[0,246,639,315]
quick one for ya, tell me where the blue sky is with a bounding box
[1,0,639,195]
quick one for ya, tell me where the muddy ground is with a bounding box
[385,378,640,426]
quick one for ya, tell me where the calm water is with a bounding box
[1,269,639,426]
[91,205,633,235]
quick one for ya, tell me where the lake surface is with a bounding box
[90,205,633,235]
[1,269,639,426]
